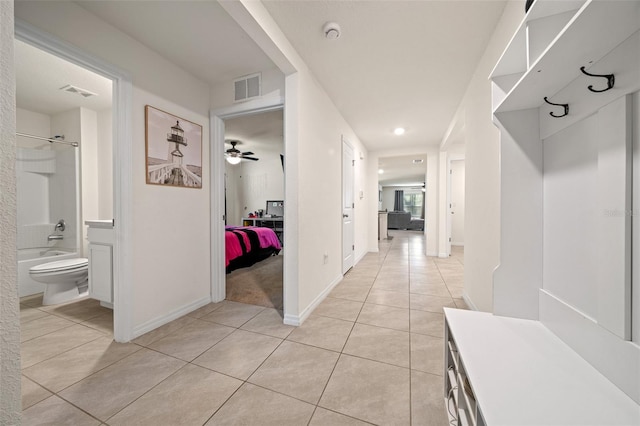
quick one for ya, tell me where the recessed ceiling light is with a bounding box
[378,169,384,174]
[394,127,405,136]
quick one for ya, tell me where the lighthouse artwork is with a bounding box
[145,105,202,188]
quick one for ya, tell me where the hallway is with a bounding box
[21,230,466,425]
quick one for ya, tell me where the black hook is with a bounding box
[543,97,569,118]
[580,66,615,93]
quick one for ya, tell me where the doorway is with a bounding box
[223,109,284,310]
[209,98,286,316]
[16,21,133,342]
[342,138,354,273]
[450,159,465,247]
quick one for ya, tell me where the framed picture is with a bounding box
[145,105,202,188]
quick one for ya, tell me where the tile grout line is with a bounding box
[310,233,390,424]
[22,233,455,425]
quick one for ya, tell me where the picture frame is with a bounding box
[145,105,202,188]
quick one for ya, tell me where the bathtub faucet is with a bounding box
[48,234,64,242]
[55,219,66,232]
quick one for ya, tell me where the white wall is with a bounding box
[224,163,243,226]
[381,187,396,211]
[51,108,83,254]
[215,1,370,323]
[16,108,50,148]
[296,69,369,312]
[450,159,465,246]
[0,1,20,422]
[16,107,81,253]
[226,147,284,225]
[633,91,640,344]
[16,108,51,226]
[445,1,524,311]
[210,66,284,110]
[97,109,113,219]
[15,1,212,333]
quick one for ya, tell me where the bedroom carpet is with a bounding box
[225,255,283,310]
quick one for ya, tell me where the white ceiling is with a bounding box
[31,1,509,185]
[15,39,112,115]
[378,154,428,187]
[262,0,508,151]
[224,109,284,158]
[76,1,277,87]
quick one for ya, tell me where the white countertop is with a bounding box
[84,220,114,229]
[444,308,640,426]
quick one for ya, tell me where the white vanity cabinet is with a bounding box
[85,220,114,306]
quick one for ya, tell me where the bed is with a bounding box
[225,226,282,273]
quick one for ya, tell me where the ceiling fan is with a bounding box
[225,140,259,164]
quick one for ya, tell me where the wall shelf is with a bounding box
[491,0,640,114]
[479,0,640,418]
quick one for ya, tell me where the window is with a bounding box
[403,191,423,218]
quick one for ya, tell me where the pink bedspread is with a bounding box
[225,226,281,267]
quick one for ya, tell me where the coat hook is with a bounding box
[580,66,615,93]
[543,97,569,118]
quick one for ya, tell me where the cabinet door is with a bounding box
[88,243,113,303]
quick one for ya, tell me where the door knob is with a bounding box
[343,214,349,218]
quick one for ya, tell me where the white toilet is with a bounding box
[29,258,89,305]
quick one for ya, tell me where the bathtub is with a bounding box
[18,248,79,297]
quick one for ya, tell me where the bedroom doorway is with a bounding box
[220,108,285,310]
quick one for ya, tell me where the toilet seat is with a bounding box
[30,258,88,275]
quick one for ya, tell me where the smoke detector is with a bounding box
[323,22,341,40]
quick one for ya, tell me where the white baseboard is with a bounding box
[100,301,113,309]
[462,292,479,311]
[354,250,367,265]
[451,242,464,247]
[131,296,211,339]
[426,251,439,257]
[438,252,449,258]
[283,273,343,326]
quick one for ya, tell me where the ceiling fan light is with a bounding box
[226,156,241,165]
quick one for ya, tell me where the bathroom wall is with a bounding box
[16,108,51,227]
[16,105,108,256]
[16,107,79,252]
[50,108,81,252]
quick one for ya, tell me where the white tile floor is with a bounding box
[20,230,466,425]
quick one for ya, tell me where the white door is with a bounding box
[450,160,465,246]
[342,139,354,273]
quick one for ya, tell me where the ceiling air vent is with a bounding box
[234,73,261,102]
[413,159,424,164]
[59,84,98,98]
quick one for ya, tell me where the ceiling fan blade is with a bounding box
[243,157,259,161]
[242,151,254,156]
